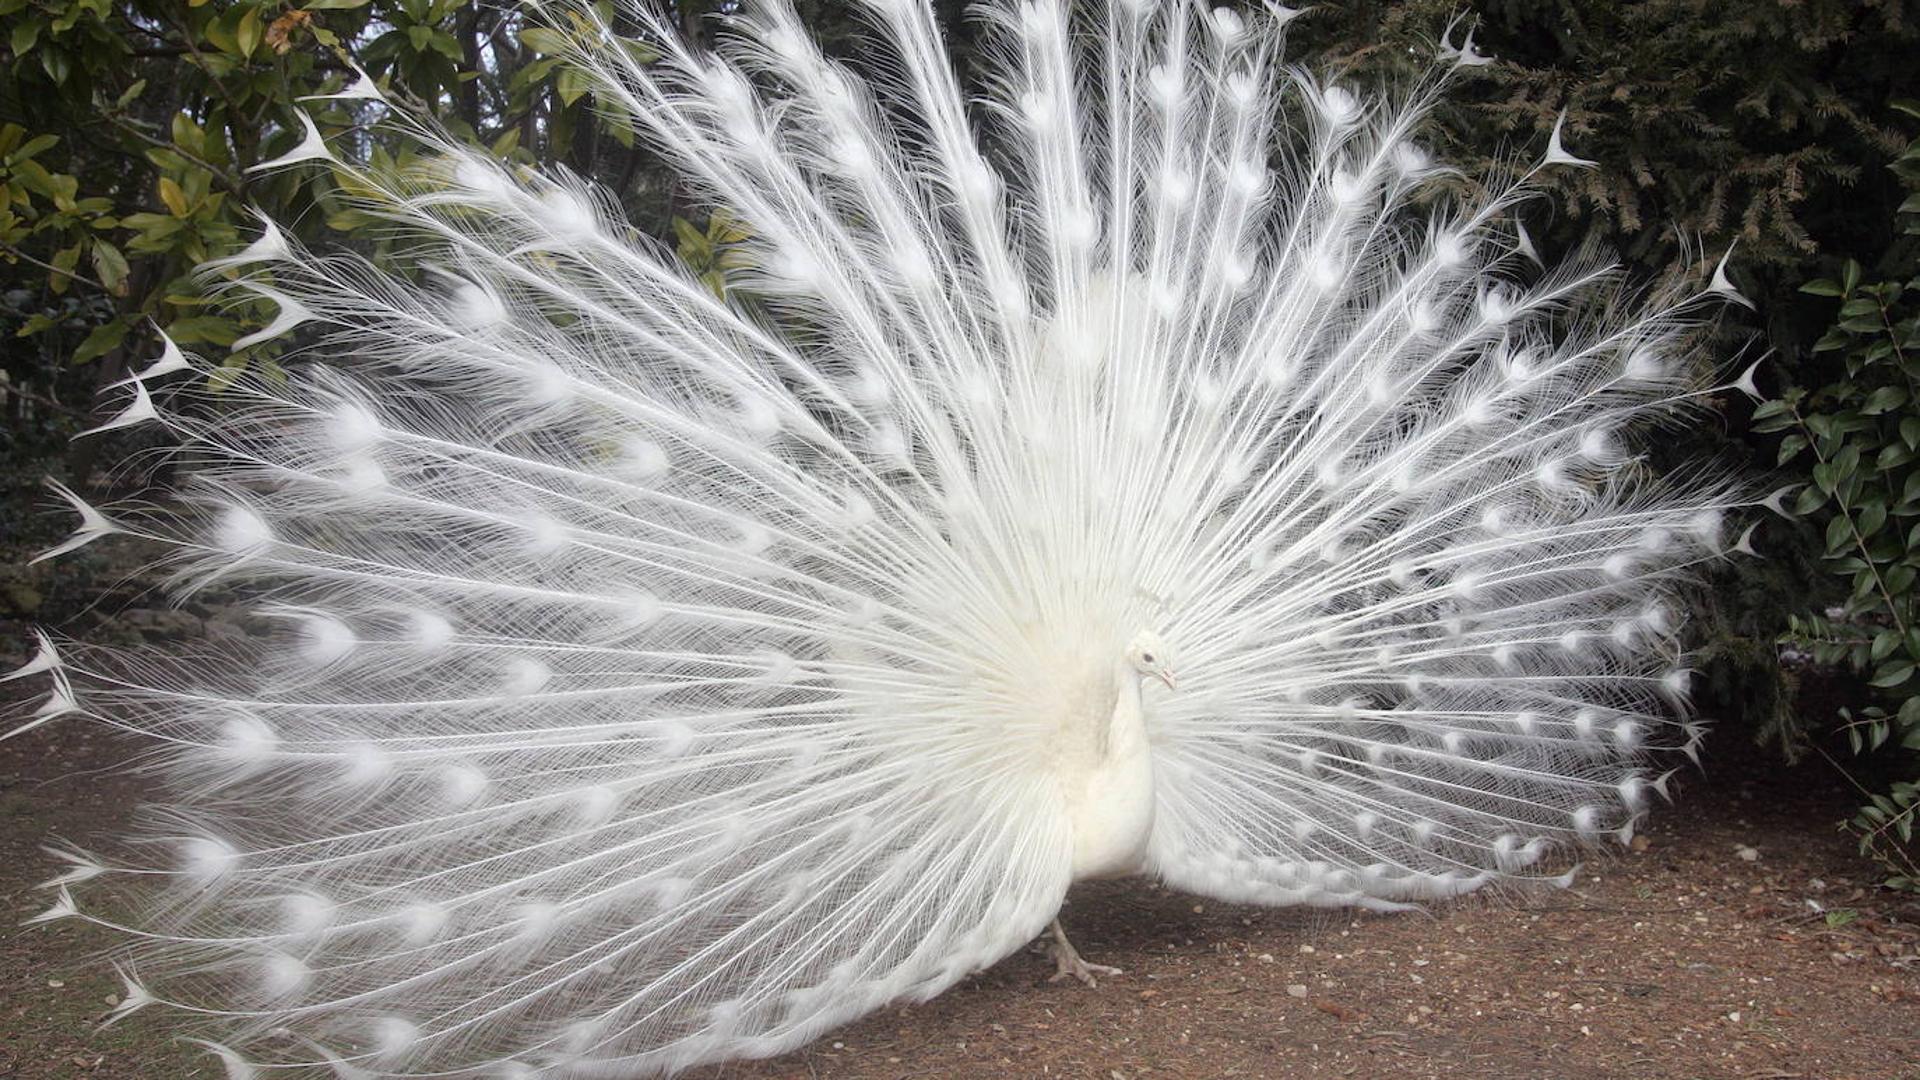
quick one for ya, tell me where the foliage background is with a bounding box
[3,0,1918,875]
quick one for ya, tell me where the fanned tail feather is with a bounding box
[10,0,1753,1074]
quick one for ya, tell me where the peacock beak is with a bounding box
[1155,670,1178,691]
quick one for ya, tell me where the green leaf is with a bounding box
[1872,630,1902,662]
[325,209,379,232]
[1871,661,1915,689]
[1881,557,1912,591]
[303,0,372,7]
[157,176,189,216]
[1798,278,1844,297]
[555,65,590,106]
[89,240,129,295]
[1792,484,1829,516]
[9,157,57,198]
[171,112,205,156]
[235,5,264,57]
[1812,328,1852,352]
[11,17,41,57]
[520,27,569,55]
[426,29,463,62]
[1826,513,1854,554]
[1855,503,1887,541]
[204,9,238,53]
[1863,386,1909,415]
[48,240,80,294]
[7,133,58,163]
[71,319,129,365]
[40,45,72,86]
[15,313,60,337]
[618,38,660,65]
[1813,460,1838,494]
[123,211,186,252]
[164,314,241,346]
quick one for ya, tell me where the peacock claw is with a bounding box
[1049,956,1124,987]
[1045,918,1121,987]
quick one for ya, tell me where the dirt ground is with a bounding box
[2,589,1918,1078]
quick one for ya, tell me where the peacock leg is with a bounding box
[1046,918,1123,987]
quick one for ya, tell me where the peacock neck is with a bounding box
[1101,663,1149,761]
[1062,660,1158,881]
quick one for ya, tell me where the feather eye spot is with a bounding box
[408,609,456,651]
[502,658,552,697]
[620,438,670,481]
[213,504,274,556]
[258,952,311,999]
[179,836,239,884]
[214,710,278,773]
[396,901,447,945]
[296,613,357,667]
[279,892,337,937]
[371,1016,421,1062]
[1224,69,1259,107]
[340,741,393,786]
[437,762,491,807]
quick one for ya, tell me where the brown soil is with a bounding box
[2,592,1918,1078]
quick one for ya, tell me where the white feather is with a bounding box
[12,2,1750,1075]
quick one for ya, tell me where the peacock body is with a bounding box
[8,0,1760,1075]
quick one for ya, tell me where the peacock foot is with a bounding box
[1045,918,1122,987]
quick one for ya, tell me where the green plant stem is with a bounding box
[0,243,110,293]
[1869,301,1919,640]
[1879,298,1913,381]
[1812,744,1920,882]
[1789,401,1912,643]
[98,112,246,193]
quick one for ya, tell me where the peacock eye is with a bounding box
[1141,652,1156,663]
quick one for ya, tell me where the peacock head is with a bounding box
[1124,630,1178,691]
